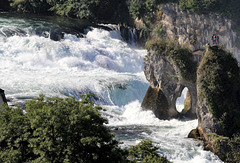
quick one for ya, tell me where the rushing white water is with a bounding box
[0,13,223,162]
[176,87,188,112]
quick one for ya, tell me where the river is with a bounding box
[0,13,222,163]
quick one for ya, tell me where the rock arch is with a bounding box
[142,49,199,119]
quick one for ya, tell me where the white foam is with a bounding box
[0,28,147,103]
[103,101,222,163]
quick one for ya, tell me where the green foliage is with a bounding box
[153,23,166,39]
[129,0,159,24]
[146,40,197,81]
[227,134,240,162]
[47,0,129,23]
[129,0,145,20]
[178,0,240,24]
[0,94,172,162]
[28,0,51,13]
[128,140,171,163]
[197,46,240,136]
[0,94,125,162]
[48,0,98,19]
[179,0,221,13]
[139,26,151,40]
[4,0,129,24]
[145,0,157,12]
[0,106,34,162]
[8,0,50,13]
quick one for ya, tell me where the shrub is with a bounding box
[227,134,240,162]
[129,0,145,19]
[0,94,125,162]
[0,94,172,162]
[128,140,171,163]
[153,23,166,39]
[145,0,157,12]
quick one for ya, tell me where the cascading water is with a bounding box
[0,13,222,162]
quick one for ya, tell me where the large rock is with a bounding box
[187,46,240,162]
[196,46,240,137]
[142,48,198,119]
[0,89,7,109]
[141,85,175,120]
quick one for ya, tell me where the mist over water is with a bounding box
[0,13,222,162]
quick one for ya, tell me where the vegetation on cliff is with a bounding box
[1,0,240,26]
[197,46,240,136]
[0,94,169,162]
[179,0,240,24]
[0,0,129,24]
[146,40,197,82]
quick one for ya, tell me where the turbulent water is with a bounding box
[0,13,222,162]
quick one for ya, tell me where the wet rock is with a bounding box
[0,89,7,109]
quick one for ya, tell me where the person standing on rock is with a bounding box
[212,34,217,45]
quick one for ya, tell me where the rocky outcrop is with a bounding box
[141,86,170,119]
[142,47,198,119]
[159,3,240,64]
[187,45,240,162]
[188,129,231,161]
[141,2,240,161]
[0,89,7,109]
[197,46,240,136]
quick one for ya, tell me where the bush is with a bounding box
[227,134,240,162]
[178,0,240,24]
[128,140,171,163]
[153,23,166,39]
[129,0,145,19]
[0,94,125,162]
[0,94,172,162]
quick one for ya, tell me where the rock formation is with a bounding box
[140,2,240,162]
[159,3,240,64]
[0,89,7,109]
[188,45,240,161]
[142,43,199,119]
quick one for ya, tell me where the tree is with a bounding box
[0,106,34,162]
[0,94,125,162]
[129,0,145,19]
[0,94,171,162]
[127,140,171,163]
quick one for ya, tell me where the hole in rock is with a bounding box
[176,87,189,113]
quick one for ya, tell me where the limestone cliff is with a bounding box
[188,45,240,161]
[142,41,198,119]
[159,3,240,64]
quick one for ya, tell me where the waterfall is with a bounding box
[119,26,138,46]
[0,13,223,163]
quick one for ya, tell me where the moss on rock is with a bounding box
[146,40,197,82]
[197,45,240,136]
